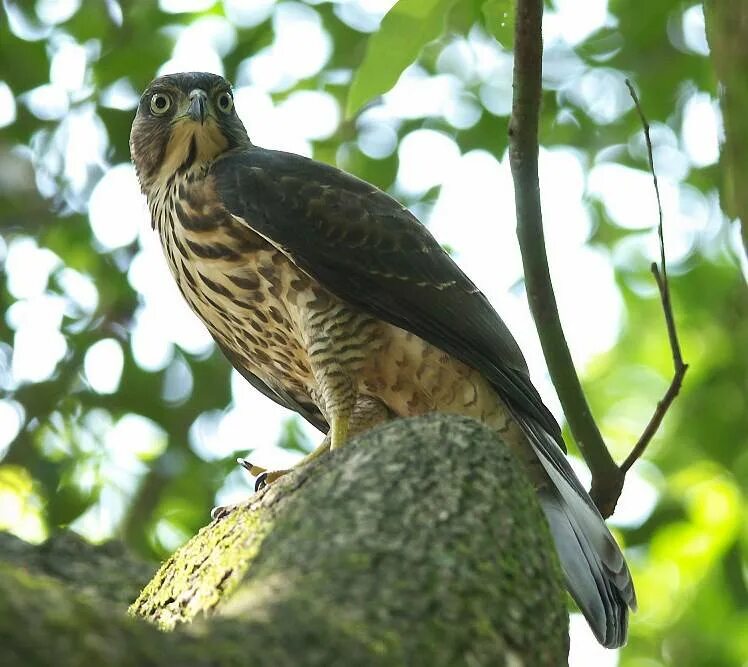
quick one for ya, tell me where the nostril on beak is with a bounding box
[188,89,208,124]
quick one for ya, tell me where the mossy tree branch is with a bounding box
[2,415,569,667]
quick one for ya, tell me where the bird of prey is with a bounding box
[130,71,636,648]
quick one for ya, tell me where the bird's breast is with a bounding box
[150,174,375,401]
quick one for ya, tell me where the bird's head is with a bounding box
[130,72,251,192]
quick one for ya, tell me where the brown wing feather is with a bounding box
[211,147,563,449]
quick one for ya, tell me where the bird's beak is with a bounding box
[187,89,208,124]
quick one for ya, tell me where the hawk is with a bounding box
[130,72,635,647]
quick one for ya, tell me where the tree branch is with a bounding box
[508,3,687,518]
[132,415,569,666]
[618,81,688,477]
[508,0,621,508]
[2,417,569,665]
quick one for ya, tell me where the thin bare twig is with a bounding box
[619,80,688,476]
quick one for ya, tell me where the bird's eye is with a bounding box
[150,93,171,115]
[216,91,233,114]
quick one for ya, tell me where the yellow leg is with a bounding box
[237,397,388,491]
[330,414,350,450]
[219,400,392,515]
[301,436,332,464]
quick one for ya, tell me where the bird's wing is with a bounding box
[215,340,329,435]
[211,147,562,448]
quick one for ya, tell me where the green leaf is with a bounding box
[446,0,482,35]
[481,0,515,48]
[345,0,457,118]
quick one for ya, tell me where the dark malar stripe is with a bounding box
[179,136,198,173]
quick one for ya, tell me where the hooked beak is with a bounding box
[187,89,208,124]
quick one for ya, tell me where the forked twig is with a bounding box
[618,80,689,477]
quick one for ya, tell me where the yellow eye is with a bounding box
[216,91,233,114]
[150,93,171,115]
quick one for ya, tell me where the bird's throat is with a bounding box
[158,119,228,181]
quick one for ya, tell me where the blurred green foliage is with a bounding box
[0,0,746,664]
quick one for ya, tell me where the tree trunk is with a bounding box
[704,0,748,256]
[1,414,569,666]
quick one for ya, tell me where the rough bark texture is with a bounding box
[2,414,569,667]
[704,0,748,256]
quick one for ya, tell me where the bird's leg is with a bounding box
[301,436,332,463]
[330,413,350,450]
[231,397,393,503]
[312,357,357,451]
[332,396,393,449]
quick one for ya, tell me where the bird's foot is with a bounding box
[237,457,291,491]
[210,460,291,520]
[225,437,332,513]
[211,503,239,520]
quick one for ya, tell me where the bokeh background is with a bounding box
[0,0,746,664]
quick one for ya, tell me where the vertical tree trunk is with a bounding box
[704,0,748,256]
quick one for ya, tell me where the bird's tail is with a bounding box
[517,415,637,648]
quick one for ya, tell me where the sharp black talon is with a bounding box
[211,505,228,520]
[254,472,269,492]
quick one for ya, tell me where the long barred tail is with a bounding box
[515,414,637,648]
